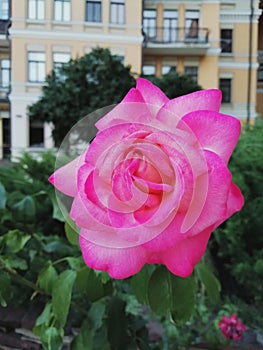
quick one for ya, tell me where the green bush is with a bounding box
[210,119,263,309]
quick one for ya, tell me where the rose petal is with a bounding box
[225,182,244,218]
[167,89,221,117]
[95,87,149,131]
[184,150,244,235]
[79,233,147,279]
[136,77,169,108]
[158,227,212,277]
[179,110,241,163]
[48,153,86,197]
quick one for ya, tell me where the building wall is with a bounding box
[143,0,260,121]
[9,0,143,159]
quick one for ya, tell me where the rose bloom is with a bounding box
[218,314,246,341]
[49,78,244,279]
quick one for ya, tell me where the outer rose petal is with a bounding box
[225,183,244,218]
[157,227,212,277]
[79,233,146,279]
[179,110,241,163]
[136,78,169,107]
[166,89,222,117]
[48,153,86,197]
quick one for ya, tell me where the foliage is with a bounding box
[29,47,201,147]
[210,119,263,308]
[0,153,223,350]
[143,72,201,99]
[28,48,136,146]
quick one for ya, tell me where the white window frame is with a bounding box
[53,52,70,74]
[143,9,157,38]
[54,0,71,22]
[110,0,125,25]
[1,59,10,88]
[85,0,102,22]
[219,78,232,103]
[184,66,198,83]
[142,65,156,76]
[28,52,46,83]
[0,0,9,19]
[163,10,178,42]
[28,0,45,20]
[185,10,199,38]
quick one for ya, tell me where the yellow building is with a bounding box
[142,0,261,121]
[9,0,143,159]
[0,0,261,159]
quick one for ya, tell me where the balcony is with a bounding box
[143,27,210,56]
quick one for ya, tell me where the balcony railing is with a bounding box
[143,26,209,45]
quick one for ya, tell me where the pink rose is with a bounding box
[218,314,246,341]
[49,78,244,279]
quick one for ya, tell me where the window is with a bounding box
[143,9,156,39]
[53,52,70,73]
[85,0,101,22]
[219,78,231,103]
[3,118,10,157]
[30,120,44,147]
[110,0,125,24]
[28,0,45,20]
[54,0,70,21]
[28,52,46,83]
[0,0,9,19]
[258,63,263,82]
[184,66,198,83]
[185,10,199,39]
[1,59,10,88]
[142,65,156,76]
[163,10,178,42]
[221,29,233,53]
[162,65,176,75]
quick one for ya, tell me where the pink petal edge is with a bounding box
[48,153,86,197]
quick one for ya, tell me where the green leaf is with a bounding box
[66,257,85,271]
[130,265,152,304]
[75,268,104,302]
[65,219,79,246]
[170,275,196,323]
[0,272,12,307]
[196,263,221,303]
[40,326,63,350]
[71,319,93,350]
[4,229,31,253]
[88,301,106,330]
[0,182,6,209]
[12,196,36,222]
[107,297,130,350]
[1,255,28,270]
[93,324,111,350]
[38,263,58,295]
[34,302,53,335]
[52,270,76,327]
[147,266,171,316]
[50,193,66,222]
[147,266,196,322]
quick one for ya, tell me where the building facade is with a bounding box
[142,0,261,121]
[9,0,143,159]
[0,0,262,159]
